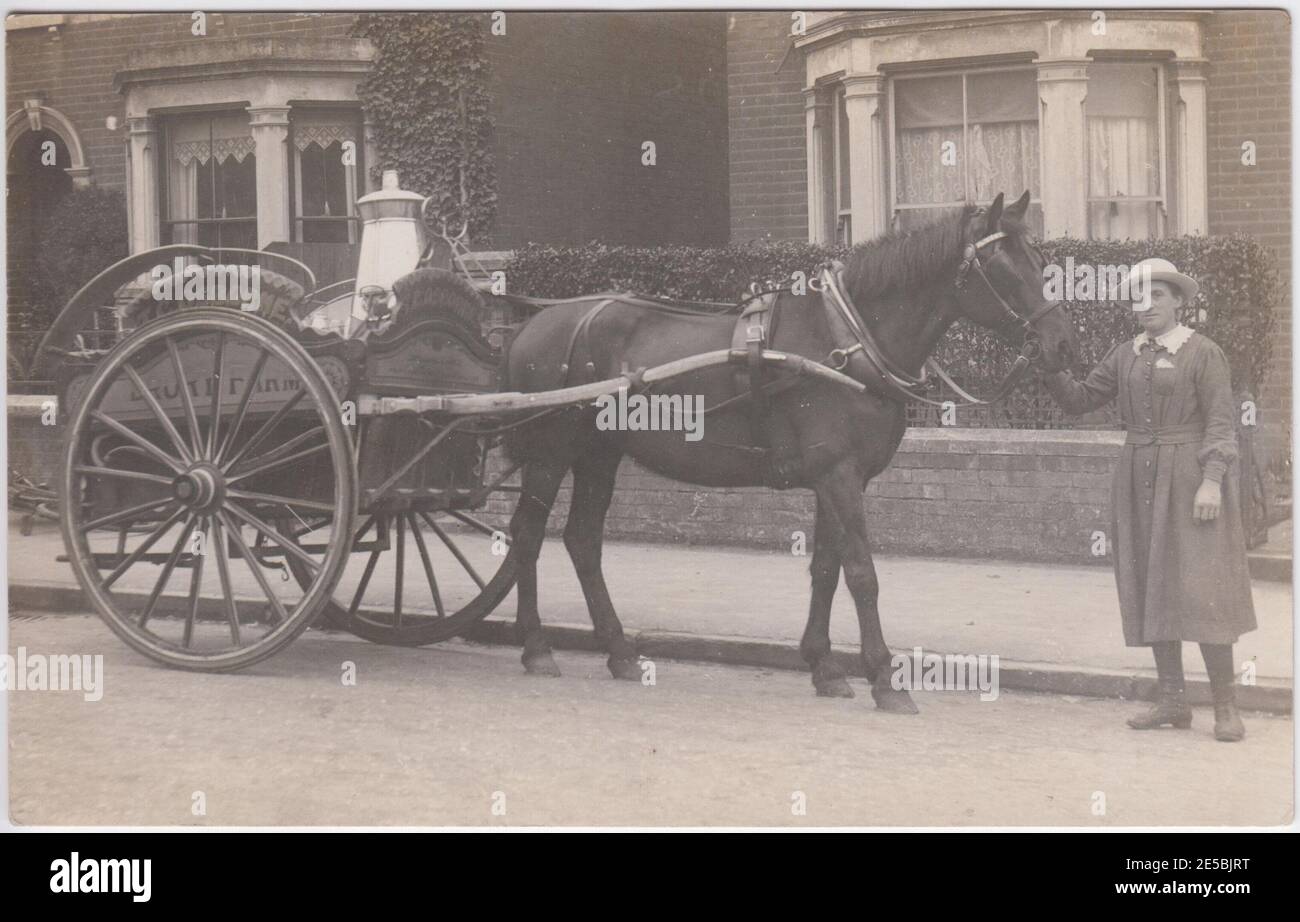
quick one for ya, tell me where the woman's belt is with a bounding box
[1125,422,1204,446]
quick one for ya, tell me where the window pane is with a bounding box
[292,110,359,244]
[895,75,964,205]
[1086,63,1161,239]
[166,113,257,248]
[966,71,1039,204]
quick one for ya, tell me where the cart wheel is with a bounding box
[287,461,519,646]
[60,309,356,671]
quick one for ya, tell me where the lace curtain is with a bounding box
[894,71,1039,230]
[1086,64,1162,240]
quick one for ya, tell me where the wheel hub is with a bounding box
[173,464,223,512]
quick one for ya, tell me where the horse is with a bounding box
[401,191,1078,713]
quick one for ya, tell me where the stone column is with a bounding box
[247,105,292,247]
[1036,59,1090,238]
[804,88,830,243]
[843,74,887,244]
[1170,58,1209,235]
[125,116,159,253]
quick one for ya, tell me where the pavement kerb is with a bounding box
[9,580,1292,715]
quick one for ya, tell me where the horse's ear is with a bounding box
[984,193,1005,234]
[1006,190,1031,219]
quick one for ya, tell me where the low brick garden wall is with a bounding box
[537,428,1121,564]
[8,397,1123,565]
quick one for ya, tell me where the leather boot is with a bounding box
[1212,685,1246,742]
[1128,641,1191,730]
[1127,679,1193,729]
[1202,643,1245,742]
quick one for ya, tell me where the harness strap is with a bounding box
[560,298,616,384]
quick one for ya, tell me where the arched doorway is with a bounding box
[7,129,74,331]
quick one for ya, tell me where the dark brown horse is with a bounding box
[451,192,1075,712]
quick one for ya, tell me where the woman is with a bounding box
[1042,257,1255,742]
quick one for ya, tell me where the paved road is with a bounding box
[8,611,1292,827]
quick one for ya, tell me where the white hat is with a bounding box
[1130,257,1199,304]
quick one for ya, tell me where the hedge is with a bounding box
[505,234,1281,397]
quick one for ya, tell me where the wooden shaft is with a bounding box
[355,349,867,417]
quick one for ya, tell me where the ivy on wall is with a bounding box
[354,12,497,243]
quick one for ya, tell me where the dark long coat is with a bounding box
[1045,328,1257,645]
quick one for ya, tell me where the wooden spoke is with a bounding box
[348,547,383,618]
[214,348,270,465]
[217,510,288,627]
[89,410,186,474]
[408,513,446,618]
[446,510,507,544]
[394,515,406,626]
[122,363,194,465]
[210,515,242,646]
[226,425,326,478]
[102,505,189,588]
[224,488,338,516]
[166,336,203,458]
[419,511,485,590]
[220,389,307,474]
[139,514,198,629]
[74,465,173,486]
[222,500,322,573]
[206,333,226,459]
[225,441,331,485]
[183,517,208,648]
[82,496,175,533]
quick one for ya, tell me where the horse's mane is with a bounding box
[390,267,485,333]
[841,205,1033,305]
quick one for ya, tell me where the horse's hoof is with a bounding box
[814,676,855,698]
[608,656,643,682]
[522,651,562,677]
[871,685,919,714]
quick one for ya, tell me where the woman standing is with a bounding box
[1042,258,1255,742]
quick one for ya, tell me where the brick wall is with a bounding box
[1204,10,1292,465]
[726,11,806,242]
[480,428,1126,564]
[484,12,730,249]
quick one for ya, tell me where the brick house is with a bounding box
[728,9,1291,451]
[5,10,729,302]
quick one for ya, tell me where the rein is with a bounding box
[821,230,1060,408]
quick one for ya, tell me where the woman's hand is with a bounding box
[1193,479,1223,522]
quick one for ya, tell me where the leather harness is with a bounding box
[546,229,1058,487]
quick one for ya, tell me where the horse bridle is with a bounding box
[820,228,1062,408]
[955,230,1063,362]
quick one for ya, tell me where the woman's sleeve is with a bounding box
[1194,339,1239,484]
[1042,343,1122,416]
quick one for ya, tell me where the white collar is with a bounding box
[1133,323,1194,356]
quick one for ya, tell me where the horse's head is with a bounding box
[951,191,1077,373]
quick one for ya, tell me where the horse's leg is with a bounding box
[563,446,640,680]
[801,497,853,698]
[816,459,917,714]
[511,459,567,676]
